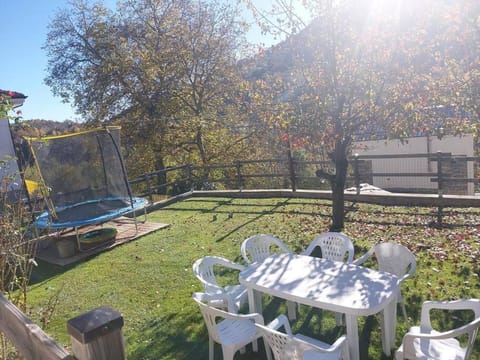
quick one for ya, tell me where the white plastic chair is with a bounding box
[302,232,355,325]
[241,234,297,320]
[395,299,480,360]
[302,232,354,262]
[241,234,293,264]
[256,314,349,360]
[354,242,416,321]
[192,292,271,360]
[192,256,247,313]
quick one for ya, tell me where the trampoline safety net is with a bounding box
[27,126,144,228]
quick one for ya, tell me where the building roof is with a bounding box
[0,89,27,108]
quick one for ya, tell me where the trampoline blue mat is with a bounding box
[34,197,147,229]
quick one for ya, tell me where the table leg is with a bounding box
[345,314,359,360]
[381,297,397,356]
[247,288,260,352]
[247,288,257,313]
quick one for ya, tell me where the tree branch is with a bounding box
[315,168,335,183]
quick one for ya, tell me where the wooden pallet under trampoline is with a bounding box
[35,217,169,266]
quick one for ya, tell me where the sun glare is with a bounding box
[369,0,403,21]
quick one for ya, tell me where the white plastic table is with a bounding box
[239,253,400,360]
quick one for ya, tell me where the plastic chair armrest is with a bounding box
[345,250,354,263]
[228,311,265,325]
[206,256,246,271]
[406,319,480,341]
[422,299,480,313]
[197,292,236,313]
[199,291,264,323]
[294,333,347,354]
[352,248,373,266]
[330,334,348,351]
[240,242,252,264]
[267,314,293,335]
[220,259,246,271]
[203,282,225,294]
[399,259,417,282]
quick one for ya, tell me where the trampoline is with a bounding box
[34,197,147,229]
[26,126,147,252]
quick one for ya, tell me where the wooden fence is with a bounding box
[129,152,480,203]
[0,294,125,360]
[127,152,480,225]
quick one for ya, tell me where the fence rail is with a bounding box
[129,152,480,203]
[128,152,480,225]
[0,294,73,360]
[0,293,126,360]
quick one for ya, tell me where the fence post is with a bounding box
[187,164,194,191]
[144,174,153,204]
[67,306,126,360]
[235,161,243,191]
[436,151,443,225]
[353,153,361,195]
[287,148,297,192]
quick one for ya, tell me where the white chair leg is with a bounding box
[222,347,235,360]
[264,342,273,360]
[395,346,404,360]
[342,340,351,360]
[209,337,214,360]
[287,300,297,321]
[254,292,263,314]
[398,293,408,321]
[335,312,343,326]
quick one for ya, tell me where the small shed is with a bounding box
[352,134,475,195]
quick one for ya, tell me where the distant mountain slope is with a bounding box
[11,119,84,138]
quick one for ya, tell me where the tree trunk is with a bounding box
[195,125,211,184]
[154,147,167,195]
[330,141,349,231]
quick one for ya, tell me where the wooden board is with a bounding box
[36,217,169,266]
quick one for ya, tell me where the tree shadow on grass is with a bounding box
[29,258,77,285]
[169,197,331,218]
[125,311,208,360]
[126,310,270,360]
[291,306,395,360]
[171,197,480,229]
[212,198,328,243]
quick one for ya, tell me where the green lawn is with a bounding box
[26,197,480,359]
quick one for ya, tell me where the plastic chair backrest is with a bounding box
[193,256,244,293]
[192,292,227,343]
[256,323,293,360]
[241,234,292,264]
[421,299,480,359]
[192,292,266,360]
[303,232,354,263]
[373,242,416,279]
[256,314,346,360]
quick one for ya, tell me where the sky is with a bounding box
[0,1,117,122]
[0,1,284,123]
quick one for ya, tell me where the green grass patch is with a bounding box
[26,197,480,359]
